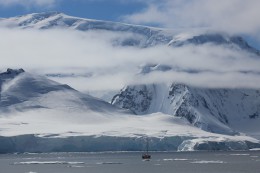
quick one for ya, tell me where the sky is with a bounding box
[0,0,260,94]
[0,0,146,21]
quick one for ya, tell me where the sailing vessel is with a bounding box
[142,139,151,160]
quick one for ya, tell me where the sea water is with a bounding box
[0,151,259,173]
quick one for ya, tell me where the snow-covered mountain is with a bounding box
[112,64,260,139]
[0,12,260,152]
[169,33,260,55]
[0,68,259,152]
[0,11,171,47]
[0,68,127,114]
[0,11,259,54]
[112,83,260,133]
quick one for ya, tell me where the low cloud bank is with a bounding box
[123,0,260,35]
[0,28,260,92]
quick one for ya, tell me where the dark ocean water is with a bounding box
[0,151,259,173]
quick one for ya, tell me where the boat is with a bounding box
[142,138,151,160]
[142,153,151,160]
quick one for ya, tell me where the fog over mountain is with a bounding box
[0,12,260,152]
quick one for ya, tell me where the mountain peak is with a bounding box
[24,11,63,18]
[2,12,259,53]
[169,33,260,55]
[1,68,25,76]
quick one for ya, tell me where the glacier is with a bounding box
[0,69,259,153]
[0,12,260,153]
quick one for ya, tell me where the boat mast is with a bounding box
[146,138,149,154]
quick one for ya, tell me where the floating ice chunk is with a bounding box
[163,158,188,161]
[230,154,250,156]
[14,161,85,165]
[68,165,85,168]
[250,148,260,151]
[174,158,189,161]
[191,160,226,164]
[96,162,123,165]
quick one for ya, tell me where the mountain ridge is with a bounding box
[0,68,126,114]
[0,68,259,152]
[0,12,260,152]
[0,11,259,53]
[112,82,260,138]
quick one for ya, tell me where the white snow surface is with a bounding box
[1,108,255,142]
[112,82,260,140]
[14,161,85,165]
[191,160,226,164]
[0,12,175,48]
[0,12,259,151]
[0,11,258,52]
[0,70,258,152]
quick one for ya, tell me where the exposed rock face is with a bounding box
[112,85,153,114]
[169,33,259,55]
[112,82,260,135]
[0,68,24,79]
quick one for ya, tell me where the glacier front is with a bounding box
[0,69,259,153]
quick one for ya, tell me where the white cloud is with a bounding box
[123,0,260,35]
[0,28,260,93]
[0,0,58,8]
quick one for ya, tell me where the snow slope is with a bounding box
[0,12,259,54]
[0,12,260,152]
[0,69,259,152]
[112,74,260,139]
[0,12,172,48]
[0,69,125,114]
[112,62,260,139]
